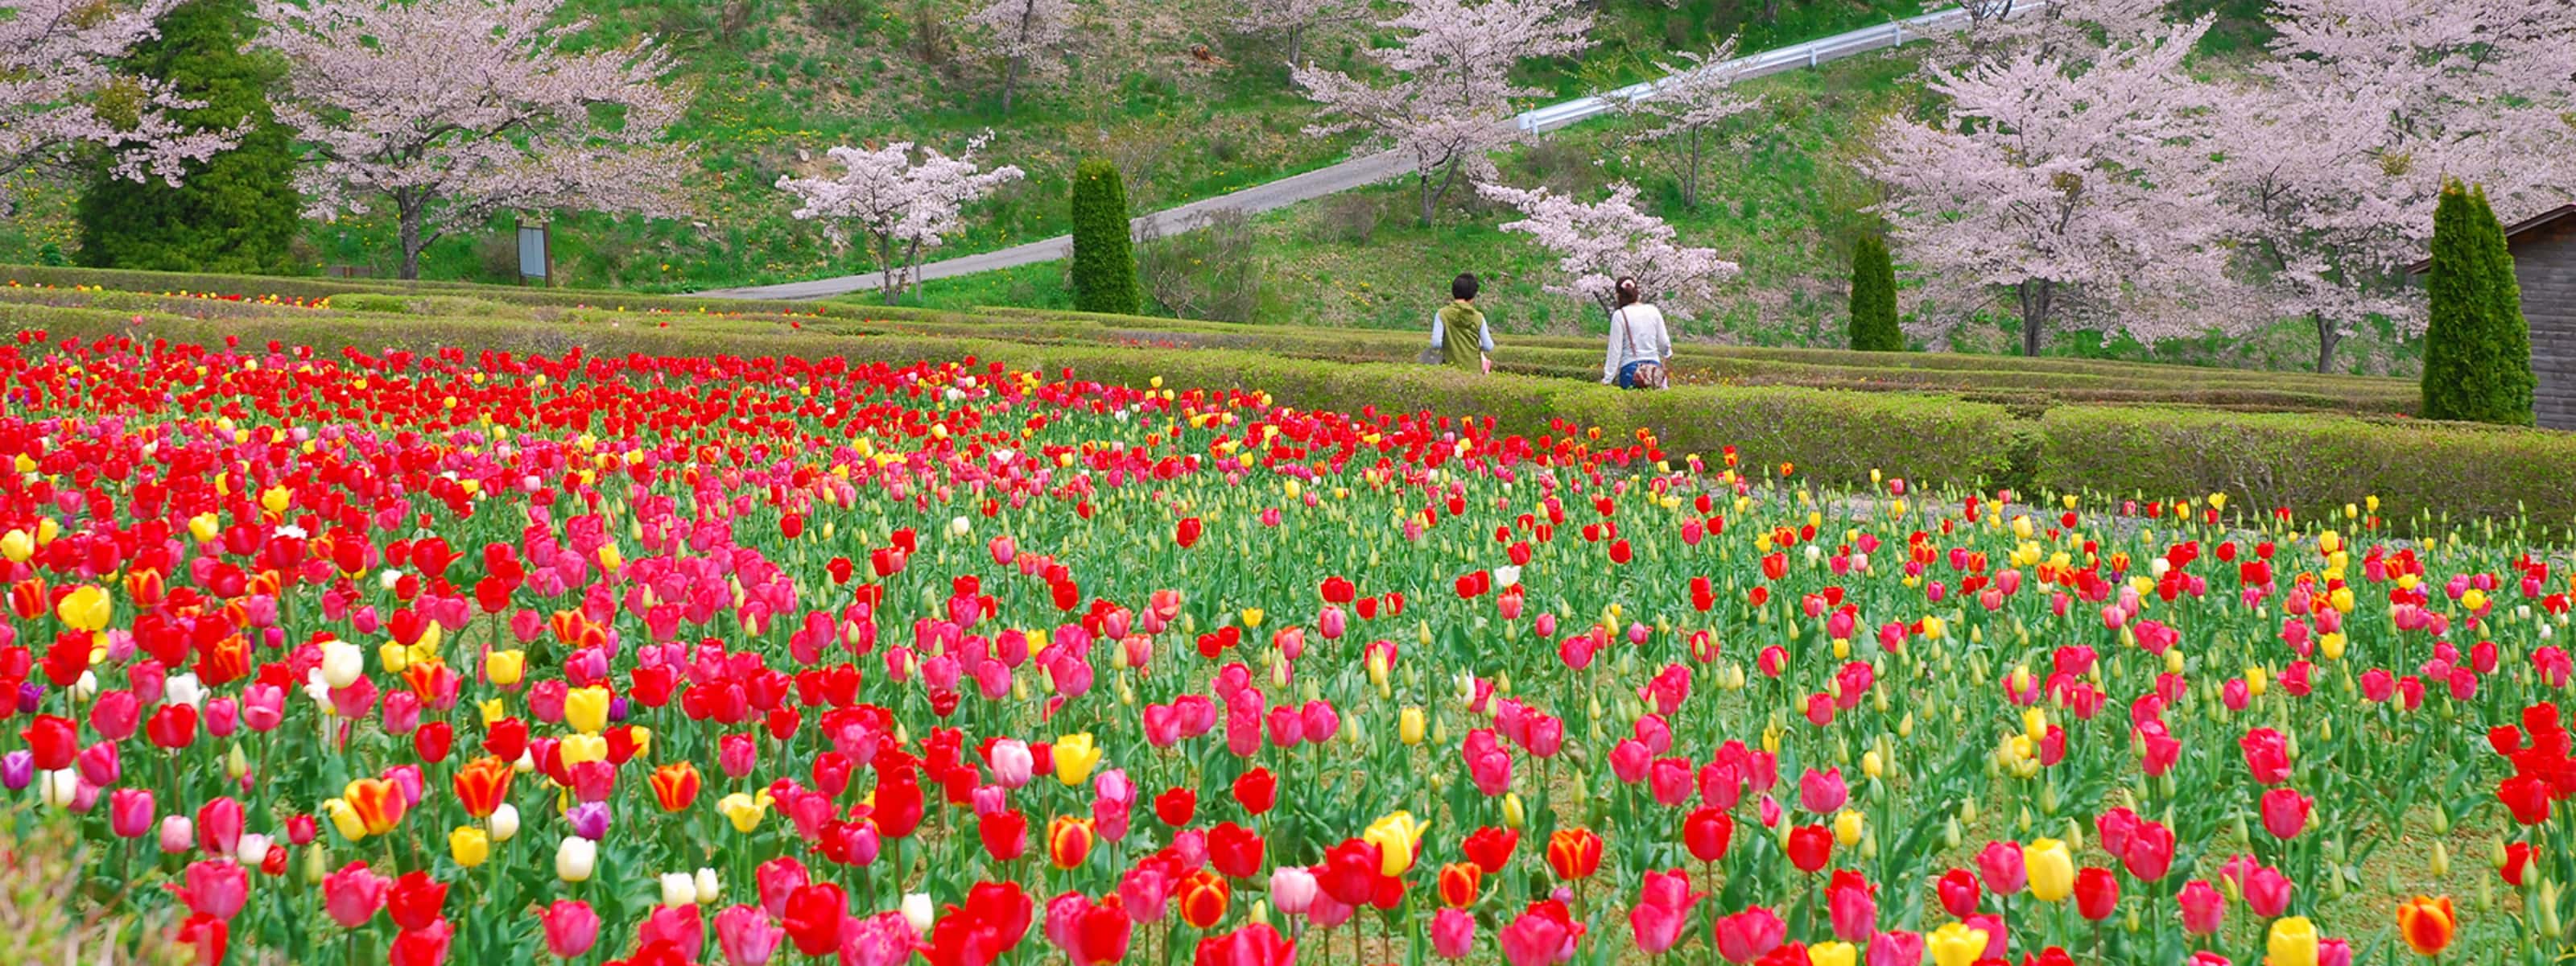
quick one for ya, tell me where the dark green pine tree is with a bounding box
[1068,158,1139,316]
[76,0,301,275]
[2420,180,2535,425]
[1847,233,1902,352]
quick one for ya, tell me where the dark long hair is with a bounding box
[1613,277,1642,308]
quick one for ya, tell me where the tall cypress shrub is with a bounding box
[1847,234,1901,351]
[1069,159,1138,315]
[76,0,301,275]
[2421,180,2535,425]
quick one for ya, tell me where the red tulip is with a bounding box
[1785,824,1832,873]
[1683,807,1733,862]
[385,871,447,931]
[1711,906,1785,964]
[1154,787,1196,827]
[1318,839,1380,906]
[2260,787,2313,840]
[1545,828,1603,880]
[1208,822,1265,879]
[1462,827,1518,875]
[389,919,453,966]
[784,882,850,957]
[1936,869,1980,918]
[2074,868,2119,921]
[22,714,76,770]
[1232,767,1275,815]
[1192,923,1294,966]
[980,810,1029,861]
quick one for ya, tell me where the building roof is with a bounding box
[2409,203,2576,275]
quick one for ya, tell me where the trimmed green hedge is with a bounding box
[2037,407,2576,528]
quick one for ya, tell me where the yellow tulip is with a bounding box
[485,649,525,686]
[188,512,221,544]
[1502,794,1525,829]
[1927,923,1989,966]
[564,685,610,735]
[1241,608,1265,630]
[56,585,112,633]
[449,826,490,868]
[378,642,411,675]
[1835,810,1865,848]
[2267,916,2319,966]
[1364,811,1430,876]
[260,485,292,515]
[719,792,769,833]
[559,733,609,766]
[478,698,509,726]
[0,529,30,563]
[1399,708,1426,746]
[323,799,368,841]
[1807,942,1857,966]
[1054,733,1102,786]
[2025,838,2076,902]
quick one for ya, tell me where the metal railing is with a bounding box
[1514,2,2041,134]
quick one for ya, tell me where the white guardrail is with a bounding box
[1514,2,2035,134]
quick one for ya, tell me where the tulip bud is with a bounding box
[696,868,721,903]
[2431,841,2451,878]
[1502,795,1525,829]
[1399,708,1425,746]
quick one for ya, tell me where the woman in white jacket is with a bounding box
[1601,277,1671,389]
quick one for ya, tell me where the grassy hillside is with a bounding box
[902,46,2422,376]
[2,0,1924,292]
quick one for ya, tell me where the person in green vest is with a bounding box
[1430,273,1494,374]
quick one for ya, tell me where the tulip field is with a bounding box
[5,329,2575,966]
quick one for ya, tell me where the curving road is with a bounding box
[691,4,2015,302]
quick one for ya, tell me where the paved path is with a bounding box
[692,4,2014,302]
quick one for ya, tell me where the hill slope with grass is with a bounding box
[2,0,1923,292]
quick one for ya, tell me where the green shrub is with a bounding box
[2037,406,2576,529]
[1068,159,1139,316]
[74,0,301,276]
[334,294,413,314]
[2420,180,2536,425]
[1846,234,1901,352]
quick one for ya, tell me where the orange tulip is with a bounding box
[1048,816,1096,869]
[344,777,407,836]
[2396,895,2455,956]
[650,762,703,812]
[1437,862,1482,909]
[1177,870,1228,928]
[1546,828,1603,880]
[452,757,514,818]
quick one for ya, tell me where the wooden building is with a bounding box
[2512,205,2576,430]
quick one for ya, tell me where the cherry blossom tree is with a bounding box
[1941,0,2167,66]
[1229,0,1359,69]
[1293,0,1592,226]
[775,136,1026,305]
[2207,0,2572,370]
[1478,180,1739,319]
[968,0,1072,114]
[253,0,690,280]
[2,0,237,198]
[1613,38,1760,210]
[1869,17,2240,356]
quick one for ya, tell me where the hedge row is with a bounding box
[7,265,2419,412]
[8,302,2570,533]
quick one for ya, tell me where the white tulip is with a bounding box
[72,670,98,702]
[659,872,697,907]
[695,868,721,904]
[379,569,405,592]
[555,837,597,882]
[489,803,521,842]
[164,673,205,709]
[901,893,934,933]
[236,833,271,865]
[40,769,79,808]
[948,516,971,539]
[320,640,364,688]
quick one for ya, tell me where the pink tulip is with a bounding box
[109,787,155,838]
[1431,908,1477,959]
[840,912,919,966]
[1975,840,2025,895]
[540,900,602,958]
[1609,740,1651,783]
[758,857,811,919]
[178,860,249,920]
[2260,788,2313,840]
[1711,906,1784,964]
[2244,865,2293,918]
[1798,767,1847,815]
[636,905,704,961]
[715,905,784,966]
[2178,880,2225,935]
[1866,931,1924,966]
[196,796,244,858]
[324,861,391,928]
[1628,870,1700,955]
[1497,906,1570,966]
[1269,867,1317,917]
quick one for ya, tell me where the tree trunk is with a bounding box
[1421,160,1462,227]
[1684,126,1702,210]
[2314,311,2339,374]
[1001,56,1022,114]
[1286,25,1302,68]
[2017,279,2051,357]
[398,197,426,281]
[906,239,923,300]
[878,232,901,306]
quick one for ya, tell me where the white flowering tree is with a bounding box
[775,137,1026,305]
[2,0,237,194]
[1868,17,2239,355]
[968,0,1072,114]
[253,0,692,279]
[1614,39,1760,210]
[1478,180,1739,319]
[1293,0,1592,226]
